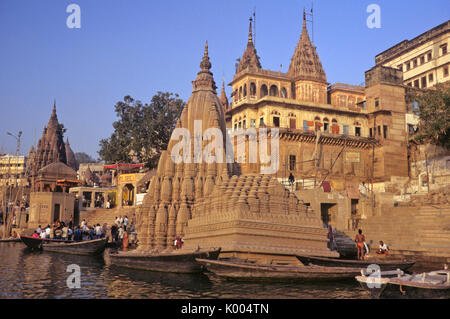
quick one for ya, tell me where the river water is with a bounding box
[0,242,440,299]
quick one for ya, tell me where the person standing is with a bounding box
[123,216,128,231]
[355,229,366,260]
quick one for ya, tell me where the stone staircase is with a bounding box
[81,208,118,227]
[346,205,450,258]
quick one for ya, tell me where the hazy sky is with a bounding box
[0,0,448,159]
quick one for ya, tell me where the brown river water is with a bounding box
[0,242,443,299]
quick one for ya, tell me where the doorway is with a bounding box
[321,203,337,227]
[53,204,60,223]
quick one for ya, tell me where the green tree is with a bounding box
[98,92,185,168]
[74,152,97,164]
[413,83,450,149]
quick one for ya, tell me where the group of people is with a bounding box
[354,229,389,260]
[327,225,389,260]
[32,218,108,242]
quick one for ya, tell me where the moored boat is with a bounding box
[356,269,450,299]
[108,248,221,273]
[43,238,108,256]
[196,258,363,282]
[296,254,415,271]
[355,269,405,299]
[20,235,107,256]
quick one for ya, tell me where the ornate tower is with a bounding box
[236,17,262,74]
[30,102,68,191]
[288,10,328,103]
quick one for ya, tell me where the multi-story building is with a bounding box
[0,154,27,186]
[375,20,449,89]
[226,12,409,185]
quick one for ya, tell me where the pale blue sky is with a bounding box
[0,0,448,159]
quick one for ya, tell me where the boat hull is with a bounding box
[42,238,108,256]
[197,258,362,282]
[109,249,221,274]
[296,255,415,271]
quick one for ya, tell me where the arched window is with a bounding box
[250,82,256,96]
[281,87,288,98]
[243,84,247,97]
[239,87,242,100]
[260,84,268,97]
[323,118,330,132]
[269,85,278,97]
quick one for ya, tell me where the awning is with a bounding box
[104,163,144,170]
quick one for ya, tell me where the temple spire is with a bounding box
[192,41,217,92]
[236,17,262,74]
[287,10,326,83]
[248,17,253,44]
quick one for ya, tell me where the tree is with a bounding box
[98,92,185,168]
[74,152,97,164]
[413,83,450,149]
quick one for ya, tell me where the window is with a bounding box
[421,76,427,88]
[427,52,432,61]
[369,128,373,138]
[420,56,425,64]
[238,121,241,129]
[289,118,296,129]
[407,82,412,87]
[234,123,237,130]
[259,118,264,127]
[281,87,287,98]
[355,127,361,137]
[429,73,434,83]
[343,125,349,135]
[406,62,410,71]
[250,83,256,96]
[260,84,268,97]
[243,84,247,97]
[398,64,403,72]
[273,116,280,127]
[289,155,296,171]
[269,85,278,97]
[413,59,417,68]
[242,119,246,129]
[250,119,256,128]
[323,118,329,132]
[414,79,420,88]
[441,44,448,56]
[375,98,379,107]
[377,126,381,136]
[444,66,449,78]
[383,125,388,139]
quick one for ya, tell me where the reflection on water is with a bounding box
[1,242,428,299]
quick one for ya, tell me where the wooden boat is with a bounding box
[196,258,363,282]
[296,254,415,271]
[20,235,107,256]
[386,270,450,299]
[108,248,221,273]
[355,269,405,299]
[20,235,72,250]
[356,269,450,299]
